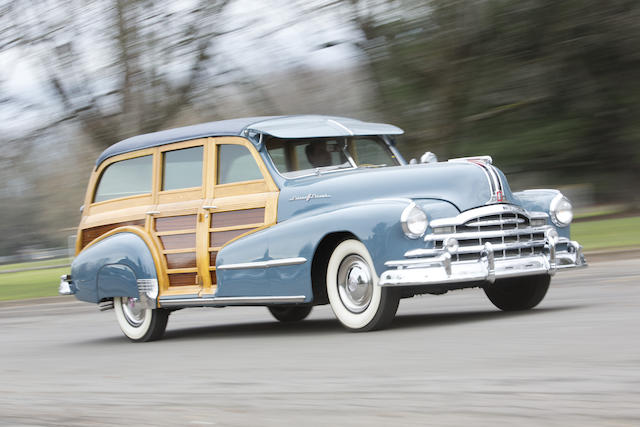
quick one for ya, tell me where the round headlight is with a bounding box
[401,202,428,239]
[550,194,573,227]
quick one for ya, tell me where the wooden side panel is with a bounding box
[159,233,197,250]
[155,215,197,232]
[80,219,145,249]
[210,228,256,247]
[165,252,197,269]
[211,208,265,228]
[168,272,198,287]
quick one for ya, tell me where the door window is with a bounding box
[217,144,263,184]
[162,146,203,191]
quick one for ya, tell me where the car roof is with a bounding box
[95,115,404,166]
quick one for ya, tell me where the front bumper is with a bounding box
[379,234,587,287]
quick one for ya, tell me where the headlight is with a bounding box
[401,202,428,239]
[550,194,573,227]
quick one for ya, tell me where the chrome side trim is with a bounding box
[159,295,307,307]
[217,257,307,271]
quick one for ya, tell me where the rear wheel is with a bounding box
[326,239,399,331]
[114,296,169,342]
[268,305,313,322]
[484,275,551,311]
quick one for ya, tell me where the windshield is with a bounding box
[265,136,400,178]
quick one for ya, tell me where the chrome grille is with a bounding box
[423,207,548,262]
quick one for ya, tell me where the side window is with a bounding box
[217,144,263,184]
[93,155,153,203]
[162,146,203,191]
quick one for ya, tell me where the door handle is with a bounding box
[145,210,160,215]
[202,205,217,210]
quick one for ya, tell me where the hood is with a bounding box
[277,162,516,221]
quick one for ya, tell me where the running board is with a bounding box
[159,295,307,308]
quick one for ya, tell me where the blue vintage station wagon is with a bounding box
[59,115,587,341]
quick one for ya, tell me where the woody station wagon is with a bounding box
[59,115,587,341]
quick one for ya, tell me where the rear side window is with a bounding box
[217,144,263,184]
[162,146,203,191]
[93,155,153,202]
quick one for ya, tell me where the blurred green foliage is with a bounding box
[353,0,640,200]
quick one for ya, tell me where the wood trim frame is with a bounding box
[76,134,282,299]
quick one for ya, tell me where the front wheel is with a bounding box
[484,275,551,311]
[114,297,169,342]
[326,239,399,331]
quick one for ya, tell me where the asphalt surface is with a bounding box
[0,258,638,426]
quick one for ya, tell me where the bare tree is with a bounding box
[1,0,232,149]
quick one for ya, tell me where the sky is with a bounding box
[0,0,363,140]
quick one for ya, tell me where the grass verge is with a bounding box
[0,216,638,301]
[0,266,70,301]
[571,216,640,251]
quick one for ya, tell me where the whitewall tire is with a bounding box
[326,239,399,331]
[114,296,169,342]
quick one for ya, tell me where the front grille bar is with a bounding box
[418,205,551,263]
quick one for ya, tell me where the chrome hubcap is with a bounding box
[337,255,373,313]
[121,297,146,327]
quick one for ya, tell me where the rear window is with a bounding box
[93,155,153,202]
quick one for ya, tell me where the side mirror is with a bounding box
[420,151,438,164]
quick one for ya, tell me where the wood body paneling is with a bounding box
[211,208,264,228]
[80,220,145,249]
[165,252,197,269]
[210,228,255,247]
[155,215,197,232]
[159,233,196,250]
[168,272,198,287]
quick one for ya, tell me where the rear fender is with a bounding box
[71,228,160,305]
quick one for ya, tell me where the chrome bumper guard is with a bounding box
[58,274,76,295]
[379,231,587,287]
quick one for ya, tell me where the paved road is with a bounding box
[1,259,639,426]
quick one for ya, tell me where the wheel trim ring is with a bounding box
[336,254,374,314]
[121,297,146,327]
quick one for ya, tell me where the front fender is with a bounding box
[215,199,459,300]
[513,189,570,239]
[71,231,158,304]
